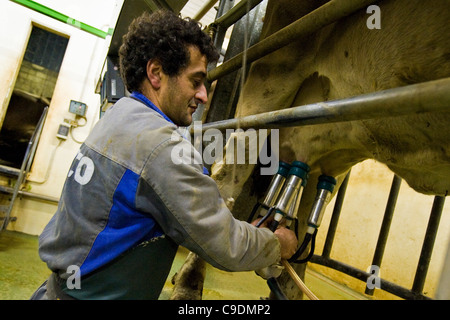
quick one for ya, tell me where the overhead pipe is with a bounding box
[192,77,450,133]
[207,0,376,82]
[213,0,264,29]
[193,0,218,21]
[203,0,264,37]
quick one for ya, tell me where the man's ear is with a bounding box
[146,59,162,89]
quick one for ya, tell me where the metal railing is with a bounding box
[0,107,48,231]
[310,172,446,300]
[207,0,376,82]
[193,77,450,133]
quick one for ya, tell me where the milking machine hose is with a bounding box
[266,230,319,300]
[288,229,317,264]
[280,259,319,300]
[266,261,319,300]
[254,207,276,228]
[249,202,319,298]
[267,278,288,300]
[254,217,319,300]
[250,205,317,264]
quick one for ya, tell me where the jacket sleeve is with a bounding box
[135,130,281,272]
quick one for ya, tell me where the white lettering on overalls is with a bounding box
[68,152,95,185]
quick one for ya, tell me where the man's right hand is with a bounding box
[274,227,298,260]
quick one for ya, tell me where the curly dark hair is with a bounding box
[119,10,219,93]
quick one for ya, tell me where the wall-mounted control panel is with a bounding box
[56,123,71,140]
[69,100,87,116]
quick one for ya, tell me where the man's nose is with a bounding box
[194,83,208,105]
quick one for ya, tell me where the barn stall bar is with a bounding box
[206,0,377,82]
[194,77,450,132]
[193,0,449,300]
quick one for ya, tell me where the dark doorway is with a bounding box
[0,26,68,168]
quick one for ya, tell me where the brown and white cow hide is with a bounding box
[172,0,450,300]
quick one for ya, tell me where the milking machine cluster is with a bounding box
[249,160,336,298]
[249,161,308,232]
[249,160,336,264]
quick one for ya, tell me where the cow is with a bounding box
[171,0,450,300]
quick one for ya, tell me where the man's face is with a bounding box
[159,46,208,127]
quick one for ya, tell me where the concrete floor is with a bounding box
[0,230,367,300]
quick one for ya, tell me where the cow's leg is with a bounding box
[211,130,267,209]
[170,252,206,300]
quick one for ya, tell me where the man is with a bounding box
[31,10,297,300]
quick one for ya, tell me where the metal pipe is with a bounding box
[0,185,59,203]
[193,77,450,133]
[322,170,351,258]
[211,0,235,56]
[214,0,264,29]
[310,255,432,300]
[412,196,446,295]
[207,0,376,82]
[365,175,401,296]
[436,239,450,299]
[193,0,219,21]
[1,107,48,230]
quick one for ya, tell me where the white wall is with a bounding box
[0,0,123,235]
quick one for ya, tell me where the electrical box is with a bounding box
[69,100,87,116]
[56,123,70,140]
[101,57,125,102]
[100,57,125,118]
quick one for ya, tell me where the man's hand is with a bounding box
[274,227,298,260]
[252,217,298,260]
